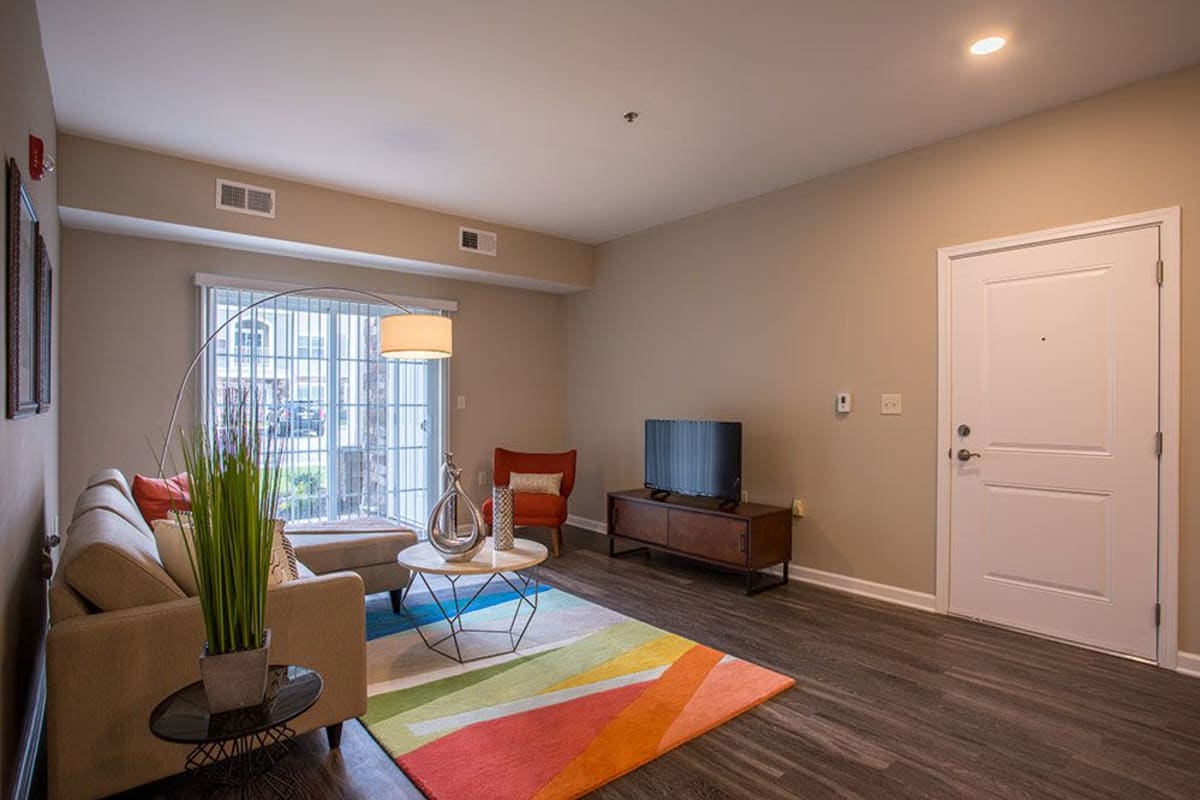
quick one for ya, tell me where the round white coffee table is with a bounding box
[396,538,548,663]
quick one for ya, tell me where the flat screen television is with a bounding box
[644,419,742,503]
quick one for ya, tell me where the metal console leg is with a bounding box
[608,535,651,559]
[744,562,789,596]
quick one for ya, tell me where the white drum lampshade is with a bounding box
[381,314,452,359]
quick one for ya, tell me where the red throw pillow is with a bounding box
[131,473,192,524]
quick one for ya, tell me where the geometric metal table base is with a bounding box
[149,666,322,800]
[400,565,541,664]
[185,725,308,800]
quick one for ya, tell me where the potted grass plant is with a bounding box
[179,400,281,713]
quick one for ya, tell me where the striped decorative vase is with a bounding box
[492,485,515,551]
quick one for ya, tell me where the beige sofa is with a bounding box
[46,469,382,800]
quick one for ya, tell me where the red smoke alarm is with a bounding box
[29,135,45,181]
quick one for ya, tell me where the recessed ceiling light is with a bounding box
[970,36,1007,56]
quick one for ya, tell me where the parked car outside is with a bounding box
[272,400,326,437]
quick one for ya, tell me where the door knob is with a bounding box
[957,449,982,462]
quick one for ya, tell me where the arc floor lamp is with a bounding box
[156,285,452,477]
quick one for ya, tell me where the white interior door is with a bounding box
[948,226,1160,660]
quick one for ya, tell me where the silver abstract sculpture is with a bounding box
[427,453,486,562]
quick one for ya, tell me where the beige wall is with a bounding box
[0,0,59,791]
[58,135,596,291]
[59,229,566,529]
[566,65,1200,649]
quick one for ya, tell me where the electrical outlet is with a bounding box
[792,499,805,518]
[456,395,467,410]
[741,490,749,503]
[881,393,902,415]
[478,471,487,487]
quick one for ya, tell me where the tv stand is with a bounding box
[607,489,791,595]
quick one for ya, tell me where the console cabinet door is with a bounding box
[668,511,747,565]
[611,499,669,546]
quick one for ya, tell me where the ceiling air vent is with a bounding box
[458,226,497,256]
[216,178,276,219]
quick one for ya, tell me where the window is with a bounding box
[296,334,325,359]
[235,319,271,354]
[202,286,447,530]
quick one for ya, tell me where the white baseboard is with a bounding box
[565,514,607,535]
[785,565,938,613]
[561,519,936,614]
[1176,651,1200,678]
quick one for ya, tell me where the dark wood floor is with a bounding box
[120,526,1200,799]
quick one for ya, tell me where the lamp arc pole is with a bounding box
[157,285,446,477]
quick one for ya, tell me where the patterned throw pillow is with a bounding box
[270,525,300,584]
[509,472,563,496]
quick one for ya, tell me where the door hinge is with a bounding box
[1155,603,1162,627]
[1156,258,1164,286]
[1155,431,1163,458]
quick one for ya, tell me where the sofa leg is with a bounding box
[551,526,562,558]
[389,588,403,615]
[326,722,344,750]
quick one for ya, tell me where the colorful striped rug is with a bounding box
[361,578,794,799]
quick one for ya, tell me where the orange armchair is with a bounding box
[482,447,577,557]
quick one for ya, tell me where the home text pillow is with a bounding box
[132,473,191,525]
[153,515,297,597]
[509,472,563,496]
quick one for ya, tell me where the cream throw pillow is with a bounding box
[152,515,297,597]
[509,472,563,495]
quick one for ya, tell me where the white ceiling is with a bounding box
[36,1,1200,244]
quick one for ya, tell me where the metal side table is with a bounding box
[149,665,322,799]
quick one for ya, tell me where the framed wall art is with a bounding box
[6,157,39,418]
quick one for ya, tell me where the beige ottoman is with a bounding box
[287,517,419,613]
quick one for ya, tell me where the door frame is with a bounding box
[935,207,1181,668]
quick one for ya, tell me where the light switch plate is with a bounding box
[456,395,466,410]
[881,393,902,415]
[836,392,852,414]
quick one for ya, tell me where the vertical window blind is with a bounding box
[201,284,448,530]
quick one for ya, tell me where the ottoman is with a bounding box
[287,517,419,613]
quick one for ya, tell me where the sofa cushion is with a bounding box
[289,530,417,575]
[85,468,134,502]
[49,572,93,624]
[61,510,186,611]
[131,473,191,525]
[73,484,153,539]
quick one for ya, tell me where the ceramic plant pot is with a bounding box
[199,628,272,713]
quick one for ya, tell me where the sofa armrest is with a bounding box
[46,572,366,800]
